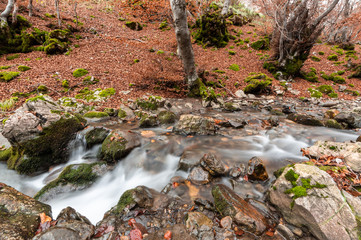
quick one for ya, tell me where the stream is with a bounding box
[0,113,359,224]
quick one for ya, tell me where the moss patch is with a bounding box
[83,111,109,118]
[158,111,176,124]
[113,189,136,215]
[229,64,240,71]
[17,65,31,72]
[125,21,143,31]
[243,73,272,94]
[99,88,115,98]
[0,148,11,162]
[72,68,88,78]
[0,72,20,82]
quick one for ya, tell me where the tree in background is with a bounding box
[170,0,199,94]
[260,0,341,79]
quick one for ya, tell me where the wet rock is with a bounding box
[118,104,136,121]
[235,90,247,98]
[282,104,295,114]
[158,111,176,124]
[2,96,86,175]
[173,114,217,135]
[100,130,141,163]
[229,164,246,179]
[200,153,227,176]
[212,184,267,235]
[85,127,109,148]
[0,183,52,240]
[34,162,110,202]
[320,101,339,107]
[178,150,201,172]
[32,225,93,240]
[270,164,360,240]
[287,113,324,126]
[247,157,269,182]
[356,135,361,142]
[304,140,361,172]
[220,216,232,229]
[334,111,361,128]
[324,119,343,129]
[144,224,195,240]
[276,224,296,240]
[186,212,213,232]
[268,116,279,127]
[188,167,212,185]
[223,101,242,111]
[139,113,158,128]
[227,119,246,128]
[56,207,92,224]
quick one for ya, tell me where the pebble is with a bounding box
[220,216,232,229]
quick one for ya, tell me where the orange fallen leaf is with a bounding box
[164,230,172,239]
[40,212,52,224]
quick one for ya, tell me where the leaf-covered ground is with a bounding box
[0,0,360,112]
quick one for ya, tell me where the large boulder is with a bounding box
[2,96,86,175]
[0,183,52,240]
[270,164,361,240]
[334,111,361,128]
[84,127,109,148]
[100,130,141,163]
[34,162,110,202]
[173,114,217,135]
[304,140,361,172]
[287,113,324,126]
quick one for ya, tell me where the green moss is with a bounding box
[328,92,338,98]
[284,168,299,185]
[72,68,88,78]
[83,111,109,118]
[308,88,323,98]
[159,20,168,30]
[344,89,360,96]
[44,38,68,55]
[133,59,140,63]
[83,76,99,85]
[17,65,31,72]
[0,72,20,82]
[62,80,69,88]
[0,66,11,69]
[158,111,176,124]
[6,54,20,60]
[311,56,321,62]
[274,166,287,178]
[333,76,346,84]
[114,189,136,215]
[125,21,143,31]
[25,95,45,102]
[229,64,240,71]
[118,109,127,118]
[213,69,225,74]
[34,162,105,200]
[99,88,115,98]
[302,68,319,82]
[337,70,345,75]
[327,54,338,61]
[250,37,269,50]
[243,73,272,94]
[45,13,55,18]
[319,51,325,55]
[156,50,164,54]
[228,50,236,55]
[317,85,334,94]
[0,148,11,162]
[37,85,48,93]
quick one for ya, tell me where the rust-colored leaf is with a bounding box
[129,229,143,240]
[164,230,172,239]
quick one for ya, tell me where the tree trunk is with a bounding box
[221,0,231,15]
[0,0,15,27]
[28,0,33,16]
[55,0,61,27]
[12,1,18,24]
[170,0,198,89]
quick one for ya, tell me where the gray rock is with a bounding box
[186,212,213,232]
[32,227,81,240]
[235,90,247,98]
[173,114,217,135]
[200,153,227,176]
[188,167,212,185]
[118,104,136,121]
[84,127,109,148]
[304,140,361,172]
[287,113,324,126]
[270,164,359,240]
[334,111,361,128]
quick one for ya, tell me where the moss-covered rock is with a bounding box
[48,29,70,41]
[44,38,68,55]
[100,130,141,163]
[125,21,143,31]
[85,127,109,148]
[136,96,165,111]
[250,37,269,50]
[325,119,343,129]
[34,162,108,202]
[139,113,158,128]
[301,68,318,82]
[0,71,20,82]
[243,73,272,94]
[17,65,31,72]
[73,68,88,78]
[0,147,11,161]
[158,111,176,124]
[287,113,324,126]
[193,11,230,48]
[83,111,109,118]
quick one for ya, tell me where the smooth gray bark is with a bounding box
[221,0,231,15]
[28,0,33,16]
[170,0,198,88]
[0,0,15,26]
[55,0,61,27]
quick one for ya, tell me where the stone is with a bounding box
[32,227,82,240]
[356,136,361,142]
[186,212,213,232]
[139,113,158,128]
[118,104,136,121]
[34,162,109,202]
[56,207,92,225]
[212,184,267,235]
[173,114,217,135]
[287,113,324,126]
[84,127,109,148]
[220,216,232,229]
[200,153,227,176]
[247,157,269,182]
[276,224,296,240]
[158,111,176,124]
[268,116,279,126]
[227,119,246,128]
[339,85,347,92]
[304,140,361,172]
[270,164,360,240]
[178,150,201,172]
[0,183,52,240]
[282,104,296,114]
[188,167,212,185]
[334,111,361,128]
[100,130,141,163]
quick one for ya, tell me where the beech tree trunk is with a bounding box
[0,0,15,26]
[221,0,231,15]
[170,0,198,89]
[28,0,33,16]
[55,0,61,27]
[12,2,18,24]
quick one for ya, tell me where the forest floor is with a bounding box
[0,0,361,111]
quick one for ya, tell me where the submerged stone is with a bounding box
[247,156,269,182]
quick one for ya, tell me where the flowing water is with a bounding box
[0,117,359,224]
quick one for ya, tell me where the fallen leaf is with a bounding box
[129,229,143,240]
[164,230,172,239]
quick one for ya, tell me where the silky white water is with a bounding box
[0,124,358,224]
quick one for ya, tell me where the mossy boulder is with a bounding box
[83,111,109,118]
[34,162,109,202]
[136,96,165,111]
[100,130,141,163]
[139,113,158,128]
[250,37,269,50]
[348,65,361,79]
[44,38,68,55]
[125,21,143,31]
[2,96,86,175]
[243,73,272,94]
[0,183,52,240]
[193,11,230,48]
[18,65,31,72]
[287,113,324,126]
[0,147,11,161]
[0,71,20,82]
[158,111,176,124]
[325,119,343,129]
[85,127,109,148]
[118,104,135,121]
[48,29,70,41]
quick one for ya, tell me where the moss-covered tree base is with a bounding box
[263,55,307,80]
